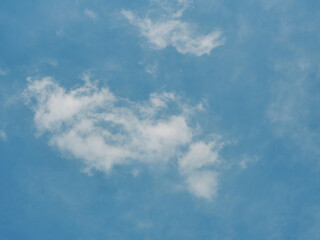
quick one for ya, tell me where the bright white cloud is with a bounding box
[84,9,97,20]
[121,8,225,56]
[24,76,224,199]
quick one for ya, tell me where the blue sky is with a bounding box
[1,0,320,239]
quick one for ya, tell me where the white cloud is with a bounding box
[0,130,6,141]
[56,27,63,37]
[179,141,220,173]
[267,58,320,155]
[137,220,153,229]
[121,8,225,56]
[132,168,140,177]
[145,63,158,75]
[47,59,58,67]
[24,76,224,199]
[178,140,222,199]
[84,9,97,20]
[185,170,218,199]
[0,67,9,76]
[239,155,259,169]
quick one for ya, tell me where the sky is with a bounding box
[0,0,320,239]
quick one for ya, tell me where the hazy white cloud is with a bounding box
[24,76,224,199]
[121,8,225,56]
[0,129,7,141]
[56,27,63,37]
[185,170,218,199]
[84,9,97,20]
[47,59,58,67]
[151,0,191,18]
[145,63,158,75]
[239,155,259,169]
[132,168,140,177]
[267,58,320,155]
[0,130,6,141]
[0,67,9,76]
[137,220,153,229]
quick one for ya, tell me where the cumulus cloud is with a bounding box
[121,7,225,56]
[178,140,223,198]
[24,76,224,199]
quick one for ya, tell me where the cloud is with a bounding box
[84,9,97,20]
[178,140,223,198]
[0,67,9,76]
[24,76,224,199]
[185,170,218,199]
[267,58,320,155]
[239,155,259,169]
[0,130,6,141]
[145,63,158,75]
[56,27,63,37]
[121,8,225,56]
[137,220,153,229]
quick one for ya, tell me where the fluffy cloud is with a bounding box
[178,140,222,198]
[24,76,224,199]
[121,8,225,56]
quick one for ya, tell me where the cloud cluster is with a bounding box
[122,8,225,56]
[24,76,224,199]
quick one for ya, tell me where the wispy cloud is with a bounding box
[0,67,9,76]
[267,58,320,155]
[56,27,63,37]
[84,9,97,20]
[145,63,158,75]
[0,129,7,141]
[121,4,225,56]
[24,76,224,199]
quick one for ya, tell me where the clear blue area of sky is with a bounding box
[0,0,320,239]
